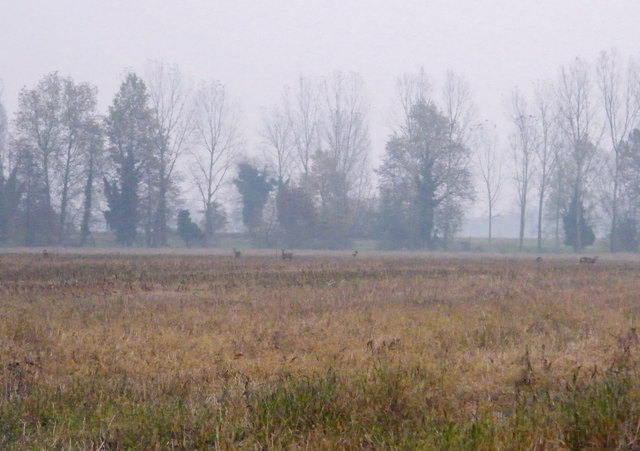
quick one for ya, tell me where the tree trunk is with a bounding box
[518,200,526,251]
[575,182,582,253]
[554,199,561,251]
[153,179,168,247]
[59,142,74,246]
[610,157,619,252]
[80,149,94,247]
[488,202,493,247]
[42,155,55,245]
[537,189,544,252]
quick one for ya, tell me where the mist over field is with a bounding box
[1,2,640,253]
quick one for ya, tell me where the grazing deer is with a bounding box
[281,249,293,260]
[353,249,358,257]
[535,256,543,262]
[579,256,598,264]
[233,248,241,258]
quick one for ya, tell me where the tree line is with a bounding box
[0,50,639,252]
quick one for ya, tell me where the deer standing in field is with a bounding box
[579,256,598,264]
[535,256,543,262]
[353,249,358,257]
[281,249,293,260]
[233,248,241,258]
[42,249,50,259]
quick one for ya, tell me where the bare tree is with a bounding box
[58,78,101,244]
[392,67,432,134]
[533,81,559,252]
[596,49,640,251]
[12,73,102,245]
[474,121,504,247]
[79,121,103,246]
[190,80,241,246]
[261,104,293,186]
[507,88,537,251]
[556,58,601,252]
[319,71,372,203]
[314,72,371,247]
[285,76,321,184]
[145,62,194,246]
[440,71,476,249]
[13,73,62,243]
[545,134,574,250]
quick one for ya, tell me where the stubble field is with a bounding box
[2,251,640,450]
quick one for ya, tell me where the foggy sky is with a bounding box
[1,0,639,160]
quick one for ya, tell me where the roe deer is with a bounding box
[535,256,543,262]
[353,249,358,257]
[281,249,293,260]
[579,256,598,264]
[42,249,50,259]
[233,248,241,258]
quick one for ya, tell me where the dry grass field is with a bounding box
[2,251,640,450]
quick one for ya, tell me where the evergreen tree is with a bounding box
[233,163,274,239]
[103,151,139,247]
[0,167,23,243]
[104,73,156,247]
[563,195,595,251]
[177,209,203,247]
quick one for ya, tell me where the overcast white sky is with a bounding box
[2,0,639,161]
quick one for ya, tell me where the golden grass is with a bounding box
[2,252,640,449]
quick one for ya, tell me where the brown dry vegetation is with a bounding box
[2,252,640,450]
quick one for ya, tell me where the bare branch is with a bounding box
[473,121,505,245]
[284,76,322,181]
[190,80,242,244]
[261,104,293,185]
[507,88,537,251]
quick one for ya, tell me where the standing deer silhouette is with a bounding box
[233,248,241,258]
[281,249,293,260]
[579,256,598,264]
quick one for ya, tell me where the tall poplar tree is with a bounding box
[12,73,101,245]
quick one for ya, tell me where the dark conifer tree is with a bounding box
[177,209,203,247]
[563,195,595,251]
[233,163,274,239]
[0,167,23,243]
[104,73,156,247]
